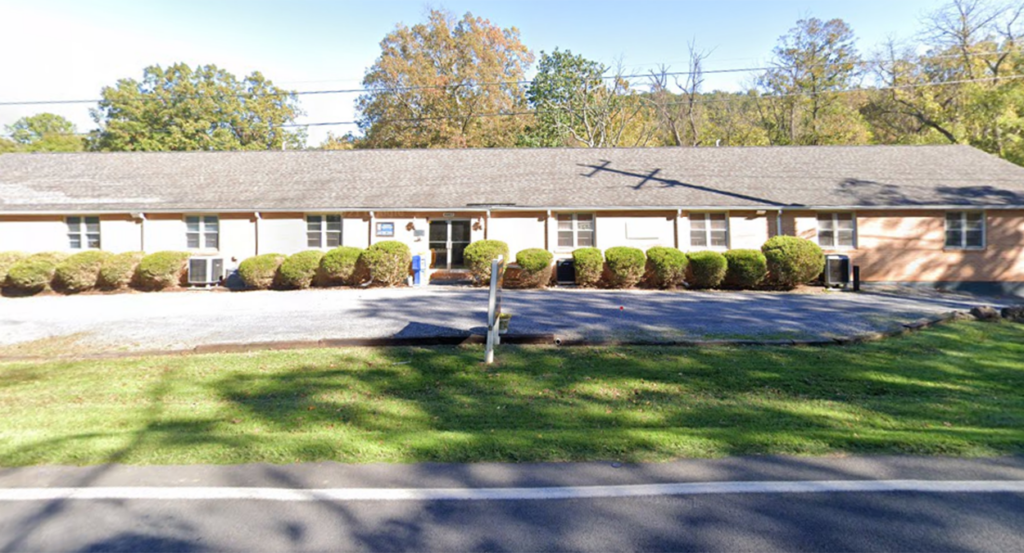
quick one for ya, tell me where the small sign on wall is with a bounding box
[376,222,395,237]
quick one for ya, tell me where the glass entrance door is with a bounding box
[429,220,472,269]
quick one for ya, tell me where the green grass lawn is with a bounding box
[1,320,1023,466]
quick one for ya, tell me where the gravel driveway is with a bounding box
[0,286,998,355]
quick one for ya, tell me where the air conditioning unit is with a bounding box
[188,257,224,286]
[824,254,851,288]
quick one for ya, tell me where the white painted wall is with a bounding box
[0,217,66,252]
[99,218,142,253]
[594,214,675,251]
[143,217,187,252]
[728,212,771,250]
[219,216,256,268]
[257,216,306,256]
[488,215,546,258]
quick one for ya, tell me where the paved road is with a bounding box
[1,456,1022,552]
[0,286,996,354]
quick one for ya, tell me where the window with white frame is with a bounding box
[557,213,595,249]
[307,215,342,248]
[817,213,856,248]
[945,211,985,249]
[186,215,219,249]
[689,213,728,248]
[67,216,100,249]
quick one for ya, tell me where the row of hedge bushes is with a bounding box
[466,236,825,290]
[0,236,824,295]
[0,250,192,295]
[237,241,412,290]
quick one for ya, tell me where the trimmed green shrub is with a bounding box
[464,240,510,284]
[54,251,113,293]
[136,251,190,290]
[644,246,688,289]
[98,252,145,290]
[513,248,553,288]
[604,246,646,289]
[572,248,604,287]
[687,251,728,289]
[723,249,768,289]
[761,236,826,289]
[362,241,412,287]
[238,253,286,290]
[319,246,365,286]
[5,252,68,294]
[0,252,27,286]
[277,250,325,289]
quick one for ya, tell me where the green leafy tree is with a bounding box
[863,0,1024,164]
[357,9,533,149]
[0,137,19,154]
[319,131,362,150]
[89,63,304,151]
[525,49,657,147]
[756,17,870,145]
[4,113,84,152]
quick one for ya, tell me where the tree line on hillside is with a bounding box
[2,0,1022,166]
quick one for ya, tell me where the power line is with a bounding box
[0,50,1016,107]
[279,72,1024,129]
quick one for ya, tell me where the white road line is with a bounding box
[1,480,1023,502]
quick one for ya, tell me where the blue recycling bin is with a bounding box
[412,255,424,286]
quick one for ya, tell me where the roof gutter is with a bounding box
[2,204,1024,216]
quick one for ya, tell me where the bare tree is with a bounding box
[647,40,712,146]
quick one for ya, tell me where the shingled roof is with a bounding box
[1,145,1023,213]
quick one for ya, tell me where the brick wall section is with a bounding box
[784,210,1024,283]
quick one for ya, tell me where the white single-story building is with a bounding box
[1,145,1023,294]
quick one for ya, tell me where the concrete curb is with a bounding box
[0,310,973,362]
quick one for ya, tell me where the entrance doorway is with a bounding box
[429,219,472,269]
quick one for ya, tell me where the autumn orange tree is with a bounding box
[356,9,534,148]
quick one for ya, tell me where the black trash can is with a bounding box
[556,259,575,284]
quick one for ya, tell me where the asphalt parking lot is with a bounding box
[0,286,998,355]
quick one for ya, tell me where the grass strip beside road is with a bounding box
[1,321,1022,466]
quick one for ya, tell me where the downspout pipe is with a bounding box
[254,212,261,255]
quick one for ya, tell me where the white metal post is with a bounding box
[484,255,504,364]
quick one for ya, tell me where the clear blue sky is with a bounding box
[0,0,945,144]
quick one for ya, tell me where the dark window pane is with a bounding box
[965,230,984,248]
[204,233,218,249]
[818,216,834,231]
[946,213,963,230]
[85,217,100,232]
[307,216,322,231]
[326,232,341,247]
[966,214,984,231]
[326,216,342,231]
[577,230,594,247]
[186,217,200,232]
[203,216,218,229]
[187,234,200,249]
[558,231,574,248]
[86,234,101,249]
[429,222,447,242]
[67,217,81,232]
[307,233,321,248]
[837,230,854,247]
[69,234,81,249]
[451,222,470,242]
[945,230,961,248]
[710,230,728,248]
[819,230,835,247]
